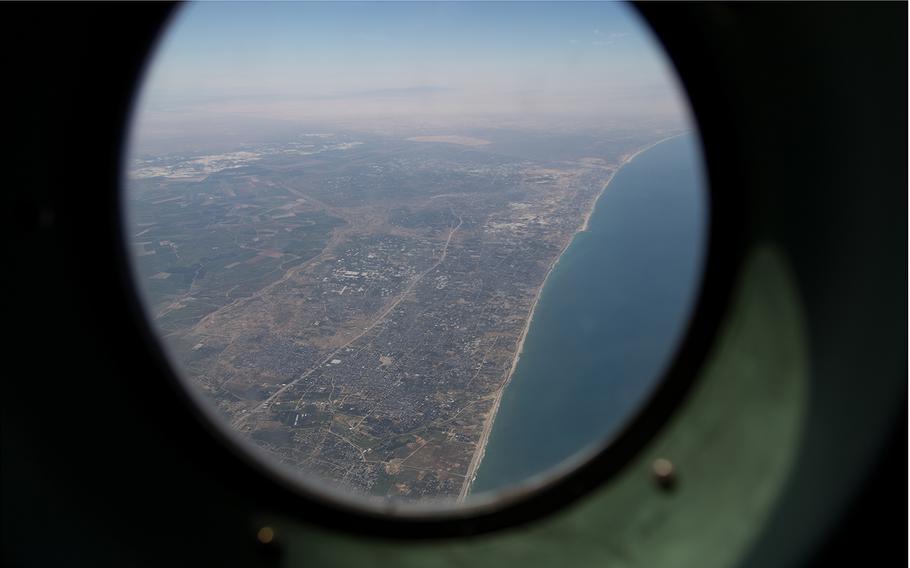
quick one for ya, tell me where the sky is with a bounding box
[135,1,690,139]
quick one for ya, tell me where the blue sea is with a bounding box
[471,133,708,495]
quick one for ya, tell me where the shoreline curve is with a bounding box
[456,132,684,502]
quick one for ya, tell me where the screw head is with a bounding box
[256,526,275,545]
[652,458,676,489]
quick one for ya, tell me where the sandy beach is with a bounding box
[457,133,683,502]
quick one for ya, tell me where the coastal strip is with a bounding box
[457,133,684,502]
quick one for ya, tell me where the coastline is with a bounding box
[457,133,683,502]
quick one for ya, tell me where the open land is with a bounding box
[127,127,676,503]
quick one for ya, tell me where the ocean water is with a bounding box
[471,133,708,496]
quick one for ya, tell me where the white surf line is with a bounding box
[456,133,684,502]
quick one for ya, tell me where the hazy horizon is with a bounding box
[131,1,691,154]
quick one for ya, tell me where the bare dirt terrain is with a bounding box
[127,128,673,502]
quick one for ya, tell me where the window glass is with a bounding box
[124,1,707,511]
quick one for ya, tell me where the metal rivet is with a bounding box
[652,458,676,489]
[257,526,275,544]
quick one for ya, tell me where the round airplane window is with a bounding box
[123,1,708,515]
